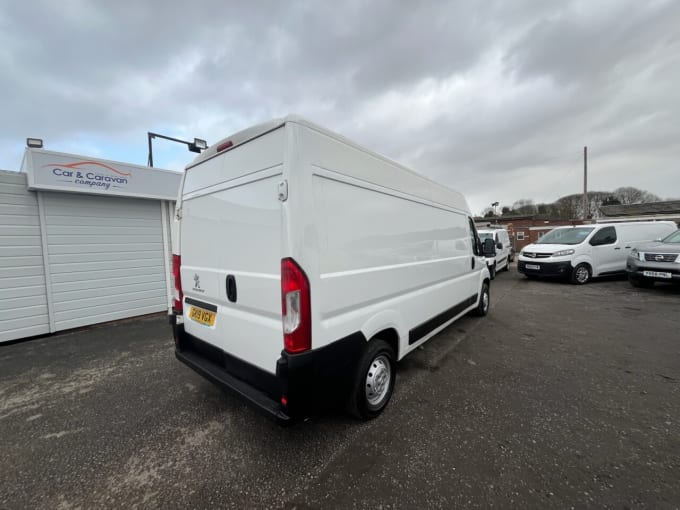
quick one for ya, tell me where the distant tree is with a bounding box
[555,194,583,219]
[481,207,495,218]
[512,199,537,215]
[602,195,621,206]
[613,187,661,205]
[588,191,611,219]
[501,206,513,215]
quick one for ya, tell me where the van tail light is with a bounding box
[281,258,311,353]
[172,254,183,313]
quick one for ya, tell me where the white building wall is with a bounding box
[0,170,50,342]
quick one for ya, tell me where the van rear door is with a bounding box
[179,127,285,374]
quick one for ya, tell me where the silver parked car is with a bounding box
[626,229,680,287]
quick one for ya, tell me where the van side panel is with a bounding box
[180,129,285,374]
[313,175,475,355]
[291,125,478,359]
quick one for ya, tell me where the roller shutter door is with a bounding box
[42,192,167,331]
[0,171,50,342]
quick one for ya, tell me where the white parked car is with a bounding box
[170,115,491,422]
[518,221,677,284]
[477,228,511,278]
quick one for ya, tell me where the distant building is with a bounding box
[599,200,680,225]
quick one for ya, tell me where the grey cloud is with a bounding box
[0,0,678,213]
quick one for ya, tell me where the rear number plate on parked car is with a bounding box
[189,306,216,326]
[526,264,540,270]
[643,271,671,279]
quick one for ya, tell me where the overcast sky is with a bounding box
[1,0,678,214]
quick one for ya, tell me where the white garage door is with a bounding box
[0,171,50,342]
[42,192,168,331]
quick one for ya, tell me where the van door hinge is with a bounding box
[278,180,288,202]
[175,207,182,220]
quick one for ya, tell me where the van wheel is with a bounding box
[503,260,509,271]
[472,281,490,317]
[346,340,396,420]
[570,263,591,285]
[489,263,496,280]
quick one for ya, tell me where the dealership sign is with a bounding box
[22,149,182,200]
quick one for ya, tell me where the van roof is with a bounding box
[188,115,470,213]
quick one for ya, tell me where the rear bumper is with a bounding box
[171,317,365,421]
[518,259,573,277]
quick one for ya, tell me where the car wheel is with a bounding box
[570,263,591,285]
[629,275,654,288]
[489,263,496,280]
[503,260,509,271]
[472,281,490,317]
[346,339,396,420]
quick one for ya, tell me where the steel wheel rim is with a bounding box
[365,355,391,407]
[576,266,589,283]
[482,288,489,312]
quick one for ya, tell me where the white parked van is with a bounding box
[518,221,677,284]
[477,228,511,278]
[170,116,490,422]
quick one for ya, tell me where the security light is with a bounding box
[26,138,43,148]
[147,132,208,166]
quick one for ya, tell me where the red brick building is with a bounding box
[475,216,585,252]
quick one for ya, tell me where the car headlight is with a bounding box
[630,248,643,261]
[553,249,575,257]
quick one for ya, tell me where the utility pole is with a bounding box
[582,146,588,220]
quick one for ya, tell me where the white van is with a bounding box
[518,221,677,284]
[477,228,511,278]
[170,116,490,422]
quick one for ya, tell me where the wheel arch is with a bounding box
[370,328,400,361]
[360,310,406,360]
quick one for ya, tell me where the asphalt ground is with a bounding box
[1,267,679,509]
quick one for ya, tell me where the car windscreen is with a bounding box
[536,227,594,245]
[478,233,493,241]
[663,230,680,243]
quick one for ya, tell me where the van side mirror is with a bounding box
[482,238,496,257]
[496,242,503,250]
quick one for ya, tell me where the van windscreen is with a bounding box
[537,227,594,245]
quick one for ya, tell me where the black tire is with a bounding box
[570,263,591,285]
[489,263,497,280]
[472,281,490,317]
[346,340,396,420]
[525,274,538,280]
[502,260,509,272]
[629,275,654,288]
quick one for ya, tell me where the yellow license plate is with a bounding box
[189,306,216,327]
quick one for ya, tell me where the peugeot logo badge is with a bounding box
[193,273,201,289]
[654,254,664,261]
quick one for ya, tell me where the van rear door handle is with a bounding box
[226,275,237,302]
[614,247,621,250]
[471,257,475,270]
